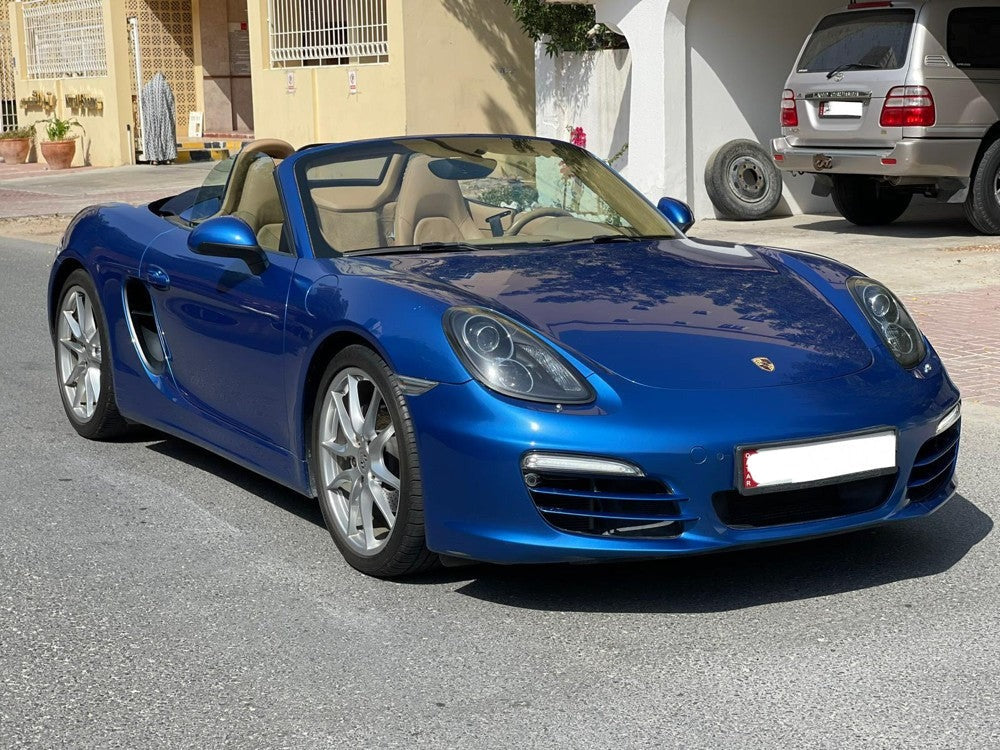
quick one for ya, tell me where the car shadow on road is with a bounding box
[130,431,991,614]
[794,204,978,239]
[443,494,992,614]
[144,437,326,529]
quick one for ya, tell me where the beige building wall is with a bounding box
[8,0,536,165]
[9,0,134,167]
[401,1,534,136]
[247,0,535,148]
[247,0,408,146]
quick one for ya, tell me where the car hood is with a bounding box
[379,238,873,390]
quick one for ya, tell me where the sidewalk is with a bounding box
[0,161,215,219]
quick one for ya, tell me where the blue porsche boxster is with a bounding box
[48,136,961,576]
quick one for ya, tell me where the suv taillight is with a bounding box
[880,86,936,127]
[781,89,798,128]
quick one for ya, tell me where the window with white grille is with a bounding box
[268,0,389,67]
[23,0,108,79]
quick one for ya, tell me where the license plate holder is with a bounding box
[737,429,897,496]
[819,100,864,118]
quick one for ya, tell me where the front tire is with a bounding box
[964,139,1000,235]
[831,175,912,226]
[311,345,437,577]
[54,269,128,439]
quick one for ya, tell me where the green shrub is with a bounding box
[0,125,35,141]
[504,0,626,55]
[36,115,82,142]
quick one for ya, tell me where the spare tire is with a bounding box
[704,139,783,220]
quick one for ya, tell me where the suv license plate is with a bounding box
[820,100,863,118]
[738,430,897,495]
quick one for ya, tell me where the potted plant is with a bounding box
[37,115,82,170]
[0,126,35,165]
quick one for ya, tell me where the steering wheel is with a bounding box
[507,207,574,235]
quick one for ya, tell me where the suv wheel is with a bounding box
[704,140,783,220]
[831,175,912,226]
[964,139,1000,235]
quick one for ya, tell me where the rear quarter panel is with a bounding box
[905,1,1000,141]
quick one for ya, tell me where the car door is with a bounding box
[139,226,296,449]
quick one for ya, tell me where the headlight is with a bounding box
[444,307,595,404]
[848,277,927,369]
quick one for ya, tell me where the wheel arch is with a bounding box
[299,328,389,494]
[48,257,86,334]
[970,121,1000,178]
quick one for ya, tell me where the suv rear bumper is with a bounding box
[771,137,979,180]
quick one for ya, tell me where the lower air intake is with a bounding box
[523,472,692,539]
[713,474,897,529]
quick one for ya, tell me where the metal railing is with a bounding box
[268,0,389,66]
[1,1,18,129]
[23,0,108,79]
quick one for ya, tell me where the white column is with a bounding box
[591,0,690,203]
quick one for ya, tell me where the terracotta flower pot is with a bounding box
[0,138,31,165]
[41,139,77,170]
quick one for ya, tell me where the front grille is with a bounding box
[524,472,693,539]
[713,474,897,529]
[908,421,960,504]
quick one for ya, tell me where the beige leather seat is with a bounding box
[394,154,482,245]
[231,156,285,252]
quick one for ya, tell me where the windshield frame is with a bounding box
[290,135,679,258]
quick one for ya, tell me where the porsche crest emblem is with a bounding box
[752,356,776,373]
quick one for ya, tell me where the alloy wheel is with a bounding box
[57,285,102,422]
[317,367,402,555]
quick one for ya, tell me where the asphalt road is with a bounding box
[1,237,998,749]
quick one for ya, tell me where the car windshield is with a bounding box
[797,9,915,74]
[156,155,235,224]
[294,136,677,256]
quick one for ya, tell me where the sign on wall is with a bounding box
[188,111,203,138]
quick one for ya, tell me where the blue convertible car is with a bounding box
[49,136,961,576]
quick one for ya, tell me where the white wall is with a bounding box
[535,46,632,169]
[579,0,846,218]
[686,0,841,217]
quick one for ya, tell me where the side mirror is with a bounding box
[187,216,268,275]
[657,197,695,233]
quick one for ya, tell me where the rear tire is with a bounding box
[963,139,1000,235]
[311,345,438,578]
[54,269,129,440]
[831,175,912,226]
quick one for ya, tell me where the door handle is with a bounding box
[144,266,170,290]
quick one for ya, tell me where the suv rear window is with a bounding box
[948,8,1000,69]
[797,9,915,73]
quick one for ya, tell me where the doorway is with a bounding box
[198,1,254,136]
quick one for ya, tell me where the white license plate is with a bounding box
[819,100,864,118]
[739,430,897,495]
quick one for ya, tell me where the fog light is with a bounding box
[521,452,644,476]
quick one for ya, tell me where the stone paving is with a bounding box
[906,286,1000,408]
[0,161,214,219]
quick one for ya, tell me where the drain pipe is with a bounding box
[128,17,145,161]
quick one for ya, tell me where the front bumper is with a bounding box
[406,355,960,565]
[771,136,979,180]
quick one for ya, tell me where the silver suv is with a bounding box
[772,1,1000,233]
